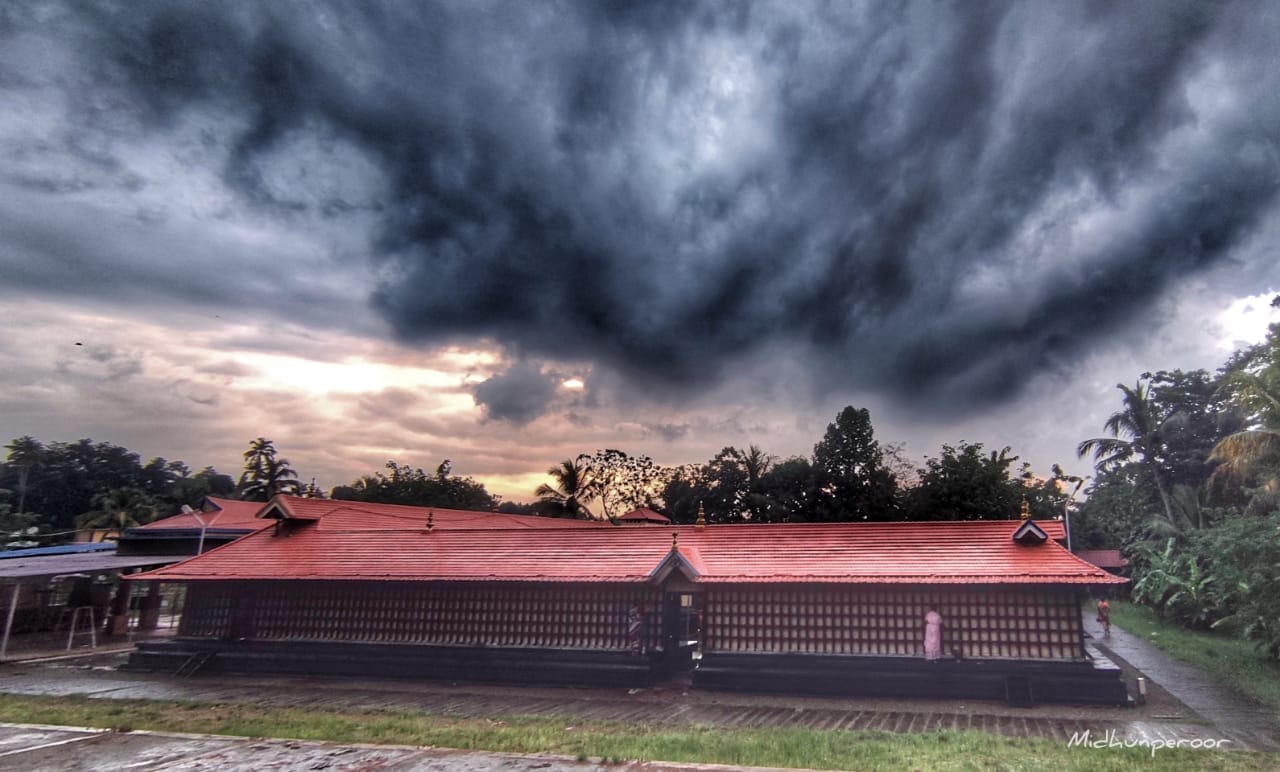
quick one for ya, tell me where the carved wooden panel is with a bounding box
[703,585,1083,660]
[180,581,665,651]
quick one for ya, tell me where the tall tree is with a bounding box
[756,456,820,523]
[1071,465,1149,550]
[237,438,301,501]
[1077,380,1178,528]
[658,463,713,524]
[76,487,158,533]
[905,443,1026,521]
[581,449,664,520]
[167,466,236,510]
[811,406,899,521]
[331,459,493,510]
[1145,369,1242,492]
[534,457,596,519]
[1209,324,1280,512]
[4,436,44,515]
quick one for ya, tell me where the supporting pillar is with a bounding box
[1,583,19,660]
[107,576,133,636]
[138,581,162,631]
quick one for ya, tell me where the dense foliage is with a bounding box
[0,436,234,544]
[330,459,495,511]
[543,408,1070,526]
[1073,308,1280,659]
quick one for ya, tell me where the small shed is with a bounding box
[1075,549,1130,576]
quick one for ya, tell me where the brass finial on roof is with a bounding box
[426,512,435,532]
[1020,498,1031,520]
[695,502,706,528]
[672,531,679,551]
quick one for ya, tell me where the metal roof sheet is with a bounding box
[0,542,116,559]
[0,553,192,581]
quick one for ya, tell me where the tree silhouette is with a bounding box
[237,438,301,501]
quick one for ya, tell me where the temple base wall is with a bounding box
[126,637,677,688]
[693,649,1130,706]
[126,638,1128,706]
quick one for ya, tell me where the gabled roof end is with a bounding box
[1011,519,1048,546]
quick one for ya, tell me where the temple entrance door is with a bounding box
[661,590,702,676]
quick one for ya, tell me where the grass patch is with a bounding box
[1109,601,1280,711]
[0,692,1275,770]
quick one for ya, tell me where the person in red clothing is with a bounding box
[1096,598,1111,636]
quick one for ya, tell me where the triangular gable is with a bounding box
[1012,519,1048,546]
[648,547,703,584]
[256,496,319,522]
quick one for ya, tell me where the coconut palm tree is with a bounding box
[237,438,301,501]
[4,435,44,515]
[1209,370,1280,512]
[76,487,157,536]
[534,457,596,519]
[1077,381,1178,527]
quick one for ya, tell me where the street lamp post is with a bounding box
[182,505,210,555]
[1063,475,1084,553]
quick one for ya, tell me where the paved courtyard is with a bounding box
[0,618,1276,768]
[0,723,781,772]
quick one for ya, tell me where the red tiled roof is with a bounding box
[1075,549,1130,570]
[134,518,1124,585]
[617,507,671,523]
[1038,519,1066,540]
[263,496,611,531]
[139,497,270,531]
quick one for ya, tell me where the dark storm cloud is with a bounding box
[6,1,1280,416]
[471,360,561,425]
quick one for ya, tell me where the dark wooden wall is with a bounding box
[180,581,665,652]
[177,580,1085,661]
[703,585,1084,660]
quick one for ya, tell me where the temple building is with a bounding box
[126,496,1128,705]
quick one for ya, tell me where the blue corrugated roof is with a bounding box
[0,542,117,559]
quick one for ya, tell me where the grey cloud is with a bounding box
[472,360,561,425]
[195,360,257,377]
[4,1,1279,421]
[644,422,693,442]
[348,388,425,421]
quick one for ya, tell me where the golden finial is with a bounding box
[696,502,706,528]
[1020,499,1031,520]
[672,531,679,551]
[427,512,435,532]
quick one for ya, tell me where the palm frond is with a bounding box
[1209,429,1280,481]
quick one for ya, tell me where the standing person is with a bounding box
[924,609,943,661]
[628,602,645,655]
[1096,598,1111,636]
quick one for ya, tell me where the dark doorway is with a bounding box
[662,591,701,676]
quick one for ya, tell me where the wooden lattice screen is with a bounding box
[703,585,1084,660]
[180,581,665,651]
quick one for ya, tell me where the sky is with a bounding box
[2,1,1279,504]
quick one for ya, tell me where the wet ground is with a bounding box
[0,620,1276,769]
[1081,614,1280,752]
[0,724,771,772]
